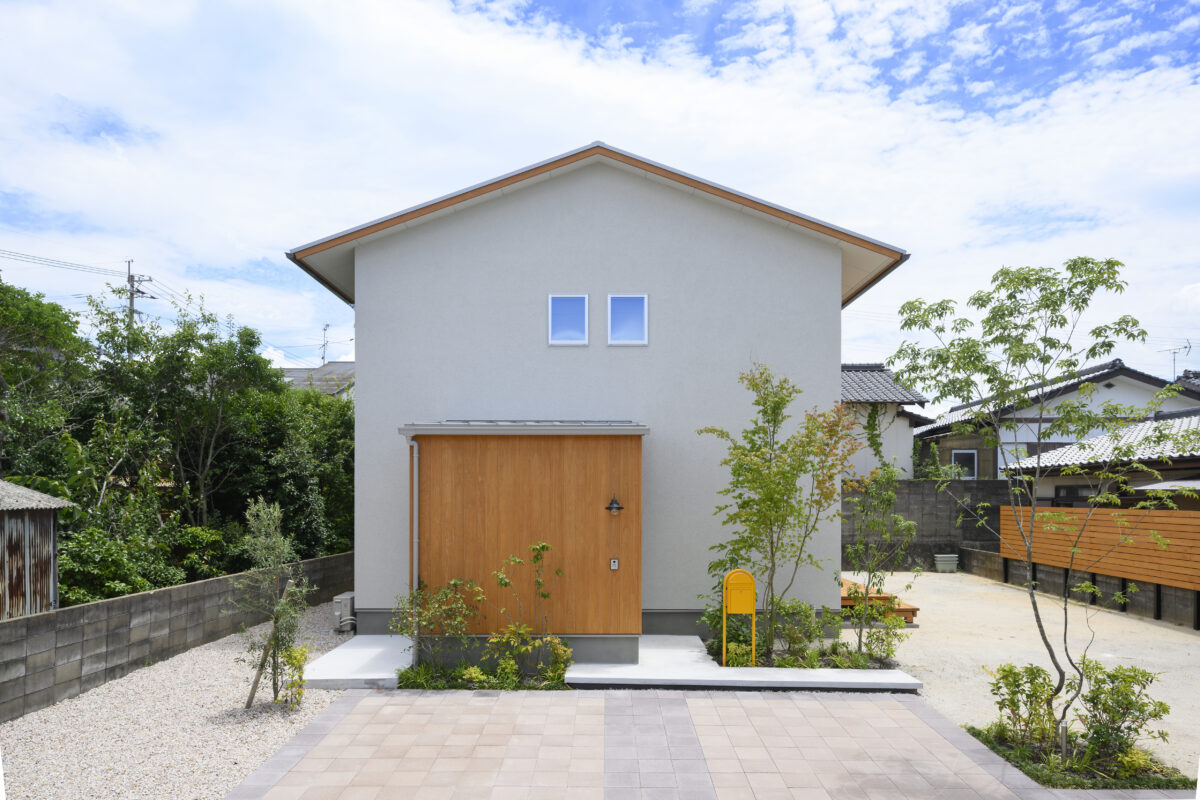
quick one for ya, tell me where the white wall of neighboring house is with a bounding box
[351,160,846,631]
[988,374,1199,477]
[848,403,916,477]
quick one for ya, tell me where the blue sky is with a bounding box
[0,0,1197,379]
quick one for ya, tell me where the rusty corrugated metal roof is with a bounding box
[0,480,75,511]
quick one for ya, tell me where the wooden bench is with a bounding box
[839,579,920,624]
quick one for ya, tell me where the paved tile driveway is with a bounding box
[225,690,1192,800]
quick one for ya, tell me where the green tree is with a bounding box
[0,281,93,478]
[234,498,314,707]
[699,364,861,662]
[890,257,1200,748]
[842,462,916,659]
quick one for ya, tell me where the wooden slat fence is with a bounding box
[999,506,1200,591]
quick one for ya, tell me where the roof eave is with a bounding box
[287,142,908,308]
[286,250,353,307]
[842,251,910,309]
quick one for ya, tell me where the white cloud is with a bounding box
[0,0,1197,381]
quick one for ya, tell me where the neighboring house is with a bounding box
[915,359,1200,480]
[1007,406,1200,511]
[282,360,355,397]
[840,364,928,477]
[0,479,74,619]
[287,142,909,658]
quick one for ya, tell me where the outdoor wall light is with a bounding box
[606,496,624,515]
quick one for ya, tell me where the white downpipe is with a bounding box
[409,437,420,599]
[406,436,420,668]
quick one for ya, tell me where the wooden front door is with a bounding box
[415,435,642,634]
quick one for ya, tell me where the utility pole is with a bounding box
[321,323,330,365]
[127,260,135,326]
[124,259,156,353]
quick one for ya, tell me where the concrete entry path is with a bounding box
[566,636,923,692]
[222,689,1193,800]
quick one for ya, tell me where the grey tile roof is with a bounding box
[283,361,355,395]
[914,359,1200,436]
[840,364,927,404]
[0,479,75,511]
[1008,407,1200,470]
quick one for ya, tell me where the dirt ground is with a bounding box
[870,570,1199,775]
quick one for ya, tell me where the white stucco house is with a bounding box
[915,359,1200,481]
[1008,406,1200,510]
[840,364,928,478]
[287,142,908,660]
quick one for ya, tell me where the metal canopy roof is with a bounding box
[399,420,649,437]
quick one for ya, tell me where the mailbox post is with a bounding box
[721,569,756,666]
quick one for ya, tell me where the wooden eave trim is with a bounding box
[289,145,907,307]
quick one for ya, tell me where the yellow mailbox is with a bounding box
[721,569,756,667]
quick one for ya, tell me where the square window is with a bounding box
[548,295,588,345]
[951,449,978,479]
[608,294,648,345]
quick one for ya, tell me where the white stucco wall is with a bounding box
[990,375,1199,477]
[847,403,916,477]
[352,160,844,623]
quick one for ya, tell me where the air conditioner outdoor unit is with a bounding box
[332,591,356,633]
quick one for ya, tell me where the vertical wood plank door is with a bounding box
[417,435,642,634]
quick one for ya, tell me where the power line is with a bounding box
[0,248,126,277]
[4,247,340,368]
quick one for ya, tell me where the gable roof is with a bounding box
[287,142,908,308]
[0,479,75,511]
[1007,406,1200,471]
[841,364,927,404]
[914,359,1200,437]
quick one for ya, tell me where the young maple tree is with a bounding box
[699,363,861,662]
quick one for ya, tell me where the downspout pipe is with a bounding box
[407,436,419,601]
[403,433,420,667]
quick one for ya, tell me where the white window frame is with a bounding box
[951,449,978,479]
[607,294,648,346]
[548,294,588,346]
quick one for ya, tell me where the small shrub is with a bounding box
[278,645,309,709]
[725,642,756,666]
[493,657,521,690]
[484,622,537,665]
[396,662,446,690]
[984,663,1058,749]
[457,665,489,688]
[857,613,908,663]
[537,635,573,685]
[1071,658,1169,763]
[776,596,823,658]
[391,578,485,665]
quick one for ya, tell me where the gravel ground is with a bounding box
[0,602,354,800]
[876,571,1199,775]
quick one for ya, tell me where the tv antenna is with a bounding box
[1158,339,1192,379]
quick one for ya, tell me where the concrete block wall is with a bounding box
[960,551,1199,631]
[841,479,1011,570]
[0,552,352,723]
[959,548,1004,582]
